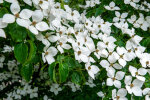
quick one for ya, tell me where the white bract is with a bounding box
[105,2,120,11]
[125,75,143,96]
[112,88,127,100]
[106,68,125,88]
[129,65,147,81]
[85,63,100,79]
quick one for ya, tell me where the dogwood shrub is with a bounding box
[0,0,150,99]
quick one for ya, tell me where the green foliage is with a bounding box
[21,64,33,82]
[8,23,28,42]
[14,43,28,64]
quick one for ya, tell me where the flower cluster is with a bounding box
[0,0,150,99]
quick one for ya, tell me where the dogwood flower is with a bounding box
[124,75,143,96]
[100,59,122,70]
[50,83,62,95]
[48,34,71,53]
[42,46,58,64]
[74,46,91,63]
[140,53,150,68]
[0,0,3,3]
[104,2,120,11]
[85,77,96,88]
[124,0,140,8]
[113,11,128,22]
[28,10,49,35]
[85,63,100,79]
[0,18,8,38]
[112,88,127,100]
[143,88,150,100]
[64,5,80,23]
[114,47,127,67]
[23,0,32,6]
[32,0,49,9]
[129,65,147,81]
[107,68,125,88]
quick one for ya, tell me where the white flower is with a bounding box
[65,82,80,92]
[50,83,62,95]
[0,18,8,38]
[42,46,58,64]
[107,68,125,88]
[0,0,3,3]
[124,0,140,8]
[140,53,150,68]
[129,65,147,81]
[97,91,104,98]
[48,34,71,54]
[114,47,127,67]
[104,2,120,11]
[100,59,122,70]
[28,10,49,35]
[85,77,96,87]
[32,0,49,9]
[113,11,128,22]
[36,33,51,47]
[43,95,52,100]
[64,5,80,23]
[124,40,136,61]
[0,55,5,68]
[23,0,32,6]
[74,46,91,63]
[85,63,100,79]
[112,88,127,100]
[143,88,150,100]
[125,75,143,96]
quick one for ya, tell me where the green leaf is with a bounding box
[8,23,27,42]
[95,6,105,17]
[48,62,56,82]
[14,43,28,64]
[0,7,8,17]
[65,57,76,69]
[71,72,81,84]
[59,62,69,83]
[141,38,150,47]
[21,64,33,82]
[25,41,37,64]
[115,40,125,47]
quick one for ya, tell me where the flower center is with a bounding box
[85,23,88,26]
[112,77,116,81]
[135,48,138,51]
[146,61,149,65]
[105,42,109,45]
[45,52,49,55]
[75,31,78,35]
[77,42,80,46]
[128,49,131,53]
[32,21,37,26]
[135,72,138,75]
[98,25,101,28]
[78,51,81,55]
[120,55,123,58]
[59,42,63,46]
[130,84,134,88]
[15,13,19,18]
[39,0,43,4]
[96,49,99,53]
[109,52,112,55]
[88,66,91,70]
[116,96,120,100]
[110,63,113,67]
[71,12,74,16]
[59,31,62,35]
